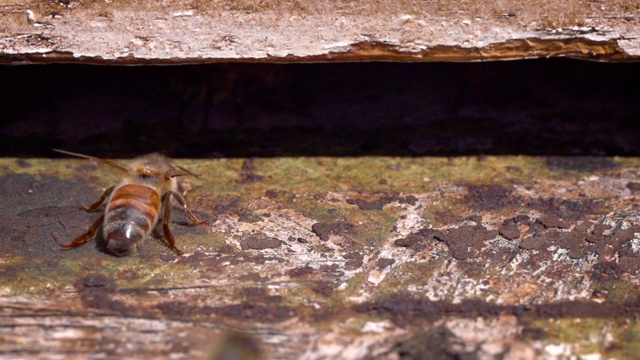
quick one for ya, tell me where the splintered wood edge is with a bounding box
[0,38,634,65]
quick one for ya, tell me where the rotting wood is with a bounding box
[1,0,639,64]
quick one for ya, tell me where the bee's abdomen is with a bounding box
[103,184,160,255]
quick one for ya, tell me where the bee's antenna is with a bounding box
[53,149,129,173]
[164,167,201,181]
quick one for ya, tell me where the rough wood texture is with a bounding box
[1,0,639,63]
[1,156,640,359]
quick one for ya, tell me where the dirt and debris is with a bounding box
[394,229,440,252]
[464,184,515,212]
[343,252,364,269]
[397,210,640,273]
[546,156,619,172]
[346,194,418,210]
[237,210,263,223]
[15,159,31,168]
[590,262,623,282]
[377,258,395,270]
[156,300,297,323]
[74,273,134,314]
[434,224,498,261]
[346,197,393,211]
[240,236,283,250]
[311,282,335,297]
[354,296,640,325]
[240,158,264,183]
[287,265,314,278]
[536,215,571,229]
[498,218,521,240]
[311,222,356,241]
[627,182,640,193]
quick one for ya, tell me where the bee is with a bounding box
[54,149,203,256]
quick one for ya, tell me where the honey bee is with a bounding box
[54,149,203,256]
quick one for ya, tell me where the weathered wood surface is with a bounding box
[0,0,639,63]
[1,155,639,359]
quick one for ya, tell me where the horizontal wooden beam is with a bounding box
[1,0,638,63]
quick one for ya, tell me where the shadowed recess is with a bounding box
[0,59,638,158]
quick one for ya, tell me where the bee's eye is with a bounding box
[138,168,156,178]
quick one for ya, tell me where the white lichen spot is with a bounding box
[26,10,36,24]
[362,320,394,333]
[543,343,572,357]
[580,354,602,360]
[366,271,385,285]
[172,10,195,17]
[627,229,640,253]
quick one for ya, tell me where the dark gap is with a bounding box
[0,59,638,158]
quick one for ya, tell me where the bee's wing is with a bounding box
[53,149,129,173]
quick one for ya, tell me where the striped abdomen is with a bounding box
[103,184,160,256]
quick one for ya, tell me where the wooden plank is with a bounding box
[0,0,639,63]
[1,155,639,359]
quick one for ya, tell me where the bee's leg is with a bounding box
[80,186,115,211]
[167,191,205,225]
[161,193,184,256]
[61,215,103,249]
